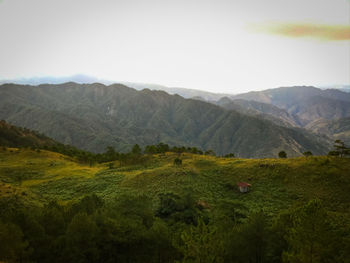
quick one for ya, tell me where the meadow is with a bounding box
[1,147,349,211]
[1,147,350,262]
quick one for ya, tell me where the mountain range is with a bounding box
[229,86,350,125]
[0,75,229,100]
[213,86,350,142]
[0,82,334,157]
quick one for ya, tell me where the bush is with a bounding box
[303,151,313,157]
[174,158,182,166]
[278,151,287,158]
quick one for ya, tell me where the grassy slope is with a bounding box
[0,148,349,219]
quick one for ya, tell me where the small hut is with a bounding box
[237,182,251,193]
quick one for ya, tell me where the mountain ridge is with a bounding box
[0,82,331,157]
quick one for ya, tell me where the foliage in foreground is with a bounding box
[0,145,350,262]
[0,194,349,263]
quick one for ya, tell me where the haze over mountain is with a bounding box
[305,117,350,145]
[0,75,232,101]
[207,86,350,145]
[0,82,331,158]
[1,75,348,101]
[216,98,298,128]
[228,86,350,126]
[319,85,350,93]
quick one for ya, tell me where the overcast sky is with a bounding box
[0,0,349,93]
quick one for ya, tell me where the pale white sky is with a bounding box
[0,0,349,93]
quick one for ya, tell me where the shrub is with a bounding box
[278,151,287,158]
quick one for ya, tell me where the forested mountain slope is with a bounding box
[230,86,350,127]
[0,83,330,157]
[216,98,298,128]
[305,117,350,145]
[0,120,57,148]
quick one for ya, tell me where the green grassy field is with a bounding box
[1,147,349,218]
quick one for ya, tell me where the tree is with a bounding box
[69,194,104,216]
[331,140,350,158]
[212,199,247,226]
[174,157,182,166]
[240,211,270,263]
[39,201,66,237]
[179,219,225,263]
[144,145,157,154]
[131,144,142,155]
[65,213,99,263]
[269,211,294,263]
[0,220,28,262]
[148,219,178,262]
[303,151,312,157]
[156,191,199,224]
[105,146,118,161]
[282,199,337,263]
[278,151,287,158]
[204,149,216,156]
[190,147,199,154]
[157,142,169,153]
[156,193,181,218]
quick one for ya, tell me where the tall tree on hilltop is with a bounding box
[333,140,349,157]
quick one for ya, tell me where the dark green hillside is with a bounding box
[0,83,331,157]
[0,120,57,148]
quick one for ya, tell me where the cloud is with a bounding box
[252,23,350,41]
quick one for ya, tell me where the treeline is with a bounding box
[0,194,349,263]
[2,138,236,167]
[1,120,240,162]
[144,143,216,156]
[0,120,56,149]
[43,143,218,166]
[328,140,350,157]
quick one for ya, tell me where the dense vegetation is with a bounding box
[0,83,331,157]
[0,120,57,149]
[0,144,349,262]
[2,193,349,263]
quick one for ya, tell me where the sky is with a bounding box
[0,0,349,93]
